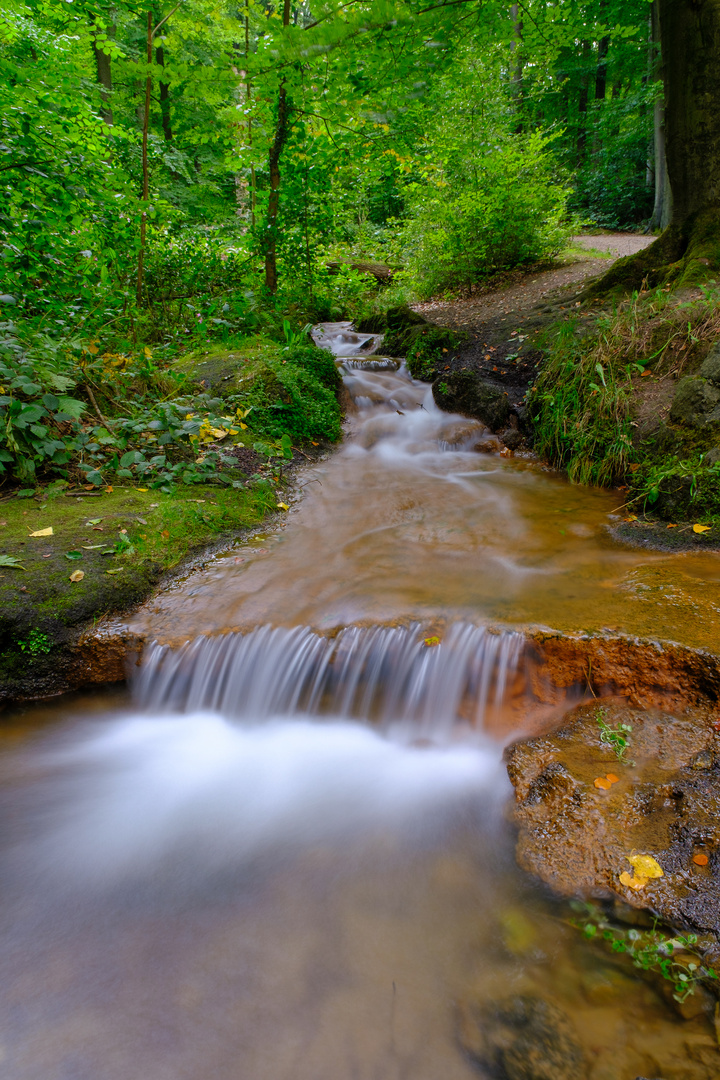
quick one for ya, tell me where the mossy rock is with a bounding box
[432,371,511,431]
[0,482,276,700]
[669,376,720,428]
[355,304,428,339]
[405,327,469,381]
[175,341,342,443]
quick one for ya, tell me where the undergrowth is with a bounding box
[532,282,720,503]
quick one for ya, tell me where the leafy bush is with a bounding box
[236,353,342,442]
[403,133,571,298]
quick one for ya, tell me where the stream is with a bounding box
[2,325,719,1079]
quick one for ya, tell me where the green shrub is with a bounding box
[405,327,468,381]
[403,132,571,298]
[237,355,342,442]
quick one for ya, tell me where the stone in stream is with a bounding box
[505,701,720,948]
[457,994,584,1080]
[432,370,511,432]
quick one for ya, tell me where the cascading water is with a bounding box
[1,321,715,1080]
[136,622,525,737]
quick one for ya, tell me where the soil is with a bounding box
[410,235,655,417]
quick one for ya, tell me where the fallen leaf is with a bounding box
[65,551,83,561]
[82,544,103,550]
[311,442,318,446]
[92,526,104,531]
[693,853,709,866]
[594,777,613,790]
[0,555,26,570]
[42,554,52,559]
[623,514,638,522]
[161,530,169,540]
[627,854,663,879]
[277,502,289,510]
[423,636,440,647]
[641,370,652,377]
[105,486,113,493]
[619,870,648,891]
[606,773,620,784]
[29,527,53,537]
[69,570,84,582]
[667,523,678,528]
[119,528,127,535]
[106,567,124,575]
[87,519,102,525]
[693,523,711,533]
[137,487,148,492]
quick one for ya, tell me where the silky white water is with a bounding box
[0,322,714,1080]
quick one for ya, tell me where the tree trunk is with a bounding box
[264,0,292,294]
[509,4,523,133]
[595,36,609,101]
[136,12,153,308]
[91,22,114,125]
[587,0,720,296]
[577,40,591,160]
[155,43,173,142]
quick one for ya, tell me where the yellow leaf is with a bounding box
[137,487,148,492]
[277,502,289,510]
[69,570,84,582]
[623,515,638,522]
[423,636,440,647]
[619,870,648,891]
[29,527,53,537]
[627,854,663,879]
[144,347,152,359]
[693,523,711,533]
[86,344,99,355]
[594,777,612,790]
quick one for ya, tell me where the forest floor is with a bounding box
[413,232,654,329]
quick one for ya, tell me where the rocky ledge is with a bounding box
[506,700,720,950]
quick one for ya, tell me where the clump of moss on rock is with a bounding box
[0,483,277,700]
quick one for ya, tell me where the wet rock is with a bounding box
[500,427,523,450]
[432,371,511,431]
[506,701,720,942]
[704,446,720,466]
[669,376,720,427]
[457,994,584,1080]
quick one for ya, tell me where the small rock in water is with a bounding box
[0,294,16,305]
[457,994,584,1080]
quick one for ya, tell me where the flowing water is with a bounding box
[2,325,719,1079]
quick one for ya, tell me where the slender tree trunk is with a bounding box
[595,36,609,101]
[155,44,173,142]
[91,20,114,125]
[136,12,152,308]
[264,0,291,294]
[577,40,591,159]
[509,4,523,133]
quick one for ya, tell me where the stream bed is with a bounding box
[2,325,719,1079]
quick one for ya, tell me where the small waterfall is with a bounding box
[135,623,525,738]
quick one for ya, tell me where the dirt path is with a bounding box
[413,233,654,330]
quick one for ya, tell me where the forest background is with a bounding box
[0,0,682,503]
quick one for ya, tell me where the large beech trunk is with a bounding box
[589,0,720,295]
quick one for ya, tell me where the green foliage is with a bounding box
[530,320,634,486]
[403,132,571,298]
[18,628,52,655]
[237,351,342,443]
[595,707,633,763]
[571,901,718,1004]
[405,327,467,381]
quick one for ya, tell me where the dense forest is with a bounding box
[1,0,669,488]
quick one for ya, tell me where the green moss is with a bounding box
[0,482,277,658]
